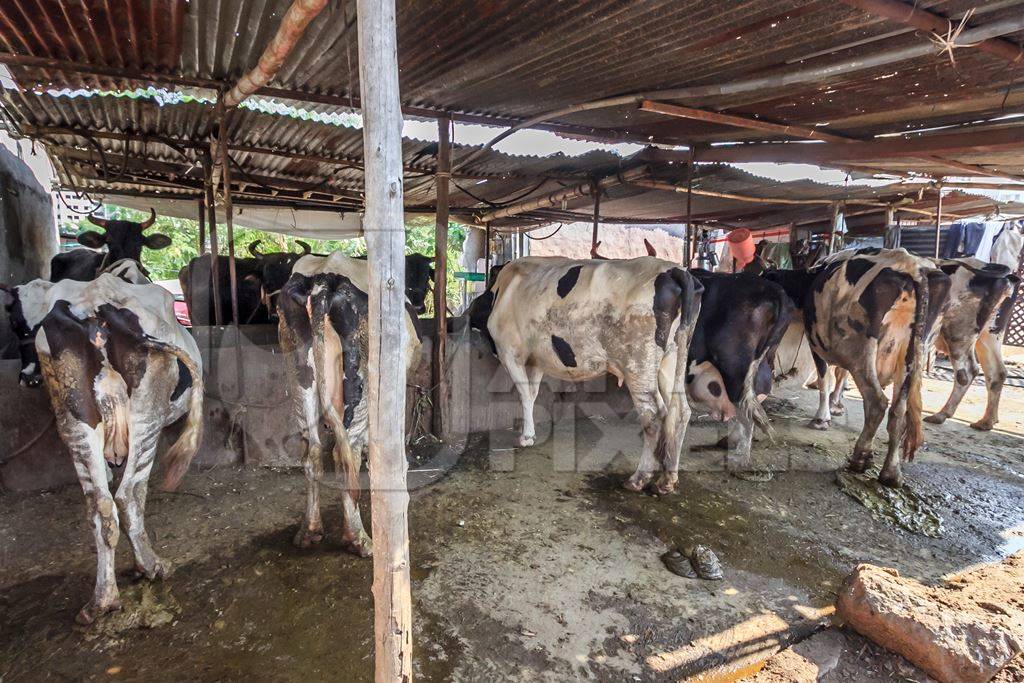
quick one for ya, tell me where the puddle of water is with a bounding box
[835,470,944,538]
[585,474,843,597]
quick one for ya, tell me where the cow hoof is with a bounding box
[830,404,845,416]
[808,418,831,430]
[878,471,903,488]
[924,413,947,425]
[293,527,325,549]
[847,455,872,473]
[517,435,535,448]
[970,420,994,431]
[650,474,678,496]
[341,531,373,558]
[76,597,121,626]
[623,473,650,493]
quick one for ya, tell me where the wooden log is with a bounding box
[934,184,944,258]
[202,151,224,326]
[218,107,240,326]
[590,179,600,250]
[838,0,1023,64]
[432,116,451,439]
[356,0,414,679]
[197,199,206,254]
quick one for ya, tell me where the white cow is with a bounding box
[11,272,204,623]
[473,256,703,494]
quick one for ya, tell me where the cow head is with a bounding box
[251,239,313,314]
[761,269,817,311]
[1,281,52,387]
[404,253,434,315]
[78,208,172,263]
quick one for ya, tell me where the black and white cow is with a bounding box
[50,209,172,282]
[766,248,950,487]
[8,272,204,623]
[823,256,1016,432]
[685,270,794,463]
[923,258,1017,431]
[278,251,422,553]
[3,260,151,386]
[471,256,703,494]
[293,252,436,315]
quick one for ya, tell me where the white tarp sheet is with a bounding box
[102,195,364,240]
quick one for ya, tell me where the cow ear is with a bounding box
[77,230,107,248]
[144,233,172,250]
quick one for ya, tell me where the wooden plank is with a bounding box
[696,126,1024,164]
[218,106,240,325]
[356,0,414,679]
[432,116,451,439]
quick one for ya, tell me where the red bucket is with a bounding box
[726,228,756,267]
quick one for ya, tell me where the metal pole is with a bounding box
[934,183,944,258]
[432,115,451,439]
[484,222,493,283]
[356,0,413,677]
[202,151,224,326]
[684,146,695,266]
[590,179,600,251]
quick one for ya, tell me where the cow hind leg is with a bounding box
[69,426,122,624]
[879,366,910,488]
[337,438,371,558]
[115,417,168,580]
[294,386,326,548]
[848,367,888,474]
[829,367,848,416]
[924,343,976,425]
[623,385,667,494]
[971,330,1006,431]
[809,353,832,430]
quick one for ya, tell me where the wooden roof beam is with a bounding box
[640,100,1024,181]
[696,126,1024,164]
[839,0,1024,64]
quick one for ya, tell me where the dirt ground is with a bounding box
[1,353,1023,681]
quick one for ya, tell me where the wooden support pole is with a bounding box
[218,106,240,326]
[590,179,600,251]
[934,184,944,258]
[197,199,206,254]
[432,116,451,440]
[356,0,413,679]
[202,151,224,326]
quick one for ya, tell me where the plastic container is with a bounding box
[726,228,756,267]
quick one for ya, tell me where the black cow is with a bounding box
[50,209,171,282]
[179,254,266,325]
[685,270,793,464]
[249,239,314,314]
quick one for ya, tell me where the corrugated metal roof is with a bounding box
[0,0,1022,218]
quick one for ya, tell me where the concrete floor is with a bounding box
[1,360,1022,681]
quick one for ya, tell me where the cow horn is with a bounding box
[296,240,312,255]
[644,238,657,257]
[248,240,264,257]
[87,213,109,229]
[140,208,156,230]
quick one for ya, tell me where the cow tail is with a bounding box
[309,283,359,499]
[902,274,929,460]
[154,341,205,491]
